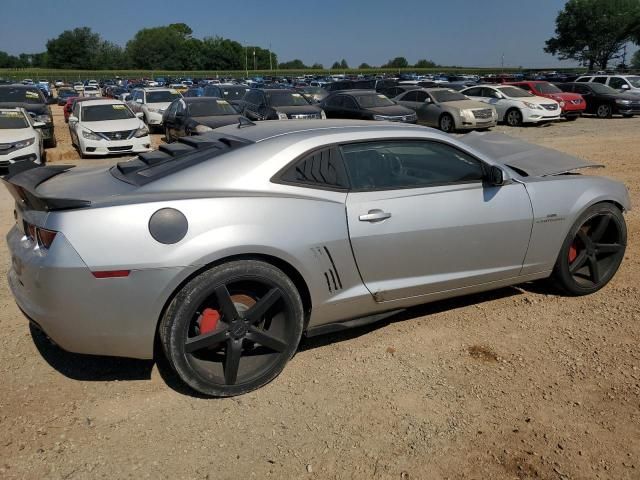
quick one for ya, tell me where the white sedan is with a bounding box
[0,107,45,168]
[68,99,151,157]
[461,85,561,126]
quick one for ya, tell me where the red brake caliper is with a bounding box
[568,243,578,263]
[198,308,220,334]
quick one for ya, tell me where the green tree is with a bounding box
[46,27,102,68]
[340,58,349,69]
[415,58,436,68]
[200,37,243,70]
[93,41,127,69]
[358,62,372,69]
[310,63,324,69]
[331,61,341,69]
[545,0,640,70]
[126,23,197,69]
[279,59,307,69]
[383,56,409,68]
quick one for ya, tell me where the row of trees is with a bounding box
[0,23,439,71]
[545,0,640,70]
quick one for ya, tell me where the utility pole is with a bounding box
[501,53,505,73]
[269,43,273,71]
[245,46,248,78]
[253,49,257,71]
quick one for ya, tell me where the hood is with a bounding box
[540,92,582,103]
[271,105,322,115]
[0,128,36,144]
[616,92,640,101]
[81,117,143,133]
[367,105,414,116]
[147,102,172,109]
[191,115,243,129]
[458,132,603,177]
[515,96,558,106]
[441,99,493,110]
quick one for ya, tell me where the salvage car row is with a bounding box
[1,76,639,165]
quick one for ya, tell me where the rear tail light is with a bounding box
[23,221,58,249]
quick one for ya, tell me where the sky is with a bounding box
[0,0,580,68]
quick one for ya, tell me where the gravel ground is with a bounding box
[0,105,638,479]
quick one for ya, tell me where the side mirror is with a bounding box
[620,84,630,90]
[424,97,432,103]
[136,98,143,104]
[33,121,45,128]
[488,165,505,186]
[135,112,144,119]
[68,115,78,123]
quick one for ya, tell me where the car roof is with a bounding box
[213,119,423,143]
[78,99,126,107]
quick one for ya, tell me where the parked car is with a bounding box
[461,85,561,126]
[162,97,243,142]
[296,86,329,104]
[0,85,56,147]
[127,88,182,130]
[555,82,640,118]
[394,88,497,132]
[321,90,417,123]
[3,120,629,396]
[68,99,151,157]
[82,85,101,98]
[0,107,45,168]
[241,89,325,120]
[54,80,65,88]
[378,85,420,99]
[575,74,640,96]
[57,87,77,106]
[507,81,586,120]
[324,79,376,92]
[72,82,84,93]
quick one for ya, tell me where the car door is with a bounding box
[415,91,440,125]
[163,101,179,138]
[323,95,345,118]
[341,96,362,119]
[481,87,508,119]
[343,140,533,301]
[573,84,595,113]
[174,100,187,137]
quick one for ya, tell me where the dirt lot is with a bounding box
[0,105,638,479]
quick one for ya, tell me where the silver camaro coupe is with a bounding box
[3,120,630,396]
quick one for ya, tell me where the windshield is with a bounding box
[0,110,28,129]
[302,87,325,94]
[356,94,395,108]
[220,87,249,99]
[147,91,181,103]
[84,86,98,91]
[536,83,562,94]
[627,76,640,88]
[589,83,620,95]
[430,90,468,102]
[268,92,310,107]
[497,86,534,98]
[0,87,44,104]
[189,99,237,116]
[82,104,134,121]
[58,88,75,96]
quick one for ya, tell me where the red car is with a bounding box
[63,96,94,123]
[507,81,586,120]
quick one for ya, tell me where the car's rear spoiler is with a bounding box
[1,162,91,211]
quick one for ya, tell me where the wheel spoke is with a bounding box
[591,215,610,242]
[587,256,601,284]
[215,285,239,322]
[224,339,242,385]
[245,288,282,325]
[576,230,593,249]
[595,242,623,254]
[569,249,588,274]
[247,327,287,352]
[185,329,228,353]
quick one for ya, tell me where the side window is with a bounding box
[175,100,186,116]
[576,77,592,83]
[574,85,590,95]
[72,102,80,119]
[593,77,607,84]
[482,88,500,98]
[341,141,484,191]
[518,84,532,92]
[343,96,358,109]
[165,101,178,117]
[608,77,626,89]
[277,147,349,190]
[402,91,419,102]
[327,95,344,108]
[414,91,429,102]
[463,87,481,96]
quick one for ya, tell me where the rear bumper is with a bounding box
[6,226,193,359]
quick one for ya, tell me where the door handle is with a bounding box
[359,210,391,222]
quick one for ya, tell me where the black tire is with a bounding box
[159,260,304,397]
[505,108,523,127]
[565,115,579,121]
[164,126,173,143]
[622,114,634,118]
[44,135,57,149]
[596,104,612,118]
[438,113,455,133]
[551,203,626,296]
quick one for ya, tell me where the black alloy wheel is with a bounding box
[439,113,454,133]
[505,108,523,127]
[596,104,612,118]
[552,203,626,295]
[160,261,304,396]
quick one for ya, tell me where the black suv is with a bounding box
[556,82,640,118]
[240,89,324,120]
[0,85,56,147]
